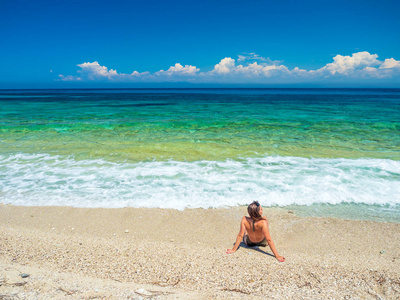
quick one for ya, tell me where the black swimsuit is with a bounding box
[244,219,268,247]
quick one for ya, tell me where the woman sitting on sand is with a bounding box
[226,201,285,262]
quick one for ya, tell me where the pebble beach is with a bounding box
[1,204,400,299]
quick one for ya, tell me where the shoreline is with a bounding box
[1,204,400,299]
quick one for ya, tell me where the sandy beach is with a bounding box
[1,204,400,299]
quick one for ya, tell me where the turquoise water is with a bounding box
[1,89,399,222]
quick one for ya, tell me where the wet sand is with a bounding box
[1,204,400,299]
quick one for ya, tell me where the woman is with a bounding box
[226,201,285,262]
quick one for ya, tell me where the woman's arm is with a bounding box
[226,217,246,254]
[262,220,285,262]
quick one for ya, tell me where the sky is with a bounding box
[1,0,400,88]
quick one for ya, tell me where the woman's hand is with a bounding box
[276,255,285,262]
[226,249,236,254]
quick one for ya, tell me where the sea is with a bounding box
[1,88,399,222]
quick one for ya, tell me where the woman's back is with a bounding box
[244,216,267,243]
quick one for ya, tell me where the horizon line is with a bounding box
[2,87,400,91]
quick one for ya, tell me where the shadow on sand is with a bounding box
[236,241,275,258]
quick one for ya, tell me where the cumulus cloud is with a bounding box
[155,63,199,76]
[212,57,236,74]
[315,51,380,76]
[59,61,117,81]
[380,58,400,69]
[58,51,400,83]
[77,61,118,79]
[237,62,290,77]
[59,61,150,81]
[210,56,289,78]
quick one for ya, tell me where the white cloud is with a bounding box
[292,67,308,75]
[77,61,118,79]
[59,61,150,81]
[315,51,380,76]
[155,63,199,76]
[208,58,291,80]
[58,51,400,83]
[236,62,264,76]
[380,58,400,69]
[212,57,236,74]
[235,62,290,77]
[209,58,290,78]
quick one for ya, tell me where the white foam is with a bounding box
[0,153,399,210]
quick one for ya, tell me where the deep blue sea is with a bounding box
[1,88,399,222]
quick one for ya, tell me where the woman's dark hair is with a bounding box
[247,201,266,221]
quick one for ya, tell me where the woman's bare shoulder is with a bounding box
[242,216,252,226]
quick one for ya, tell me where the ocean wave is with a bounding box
[0,153,399,210]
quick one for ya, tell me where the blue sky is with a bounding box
[1,0,400,88]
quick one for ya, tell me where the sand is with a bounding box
[1,204,400,299]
